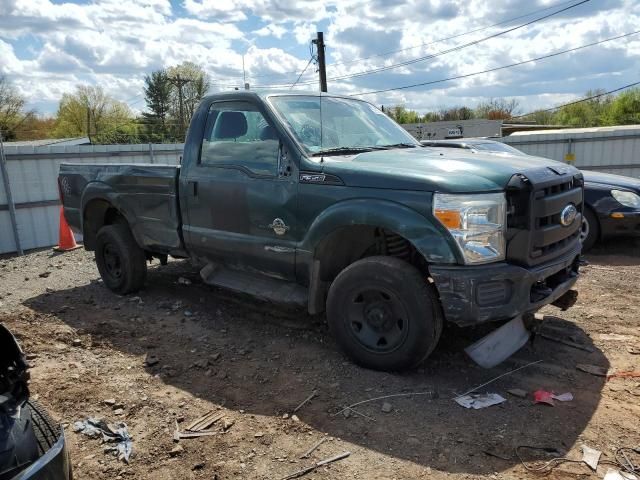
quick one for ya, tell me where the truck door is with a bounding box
[180,100,298,281]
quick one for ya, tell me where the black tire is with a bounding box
[326,256,443,371]
[95,224,147,294]
[580,207,599,253]
[27,400,61,454]
[0,401,39,479]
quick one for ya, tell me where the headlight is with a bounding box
[433,192,506,264]
[611,189,640,208]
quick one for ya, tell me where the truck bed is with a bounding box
[59,163,184,255]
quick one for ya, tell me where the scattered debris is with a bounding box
[278,451,351,480]
[73,417,133,463]
[103,398,116,406]
[539,332,594,352]
[381,402,393,413]
[532,390,572,405]
[608,370,640,381]
[186,410,225,432]
[169,444,184,457]
[577,363,609,377]
[222,418,235,431]
[507,388,528,398]
[334,391,435,417]
[604,468,638,480]
[293,390,318,413]
[581,445,602,471]
[291,414,300,422]
[455,393,506,409]
[483,446,513,461]
[178,277,192,285]
[465,316,530,368]
[144,354,159,367]
[72,338,82,347]
[300,437,327,459]
[38,271,50,278]
[451,360,543,402]
[553,392,574,402]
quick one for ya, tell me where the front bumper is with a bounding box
[600,210,640,239]
[13,429,71,480]
[430,244,581,327]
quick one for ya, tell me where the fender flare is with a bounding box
[301,198,458,264]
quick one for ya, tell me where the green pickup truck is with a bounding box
[59,91,583,371]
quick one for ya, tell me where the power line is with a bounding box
[253,0,591,88]
[512,80,640,118]
[350,29,640,96]
[329,0,582,68]
[290,56,316,90]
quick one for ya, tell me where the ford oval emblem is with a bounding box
[560,204,577,226]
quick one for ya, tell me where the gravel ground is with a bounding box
[0,239,639,480]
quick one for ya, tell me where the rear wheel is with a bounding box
[580,208,599,252]
[326,256,443,371]
[95,224,147,294]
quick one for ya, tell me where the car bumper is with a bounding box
[13,429,71,480]
[600,210,640,239]
[429,244,581,327]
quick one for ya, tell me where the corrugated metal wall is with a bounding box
[0,143,182,254]
[501,126,640,178]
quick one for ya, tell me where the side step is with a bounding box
[200,264,308,308]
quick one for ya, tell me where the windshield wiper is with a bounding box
[373,143,418,149]
[312,146,377,156]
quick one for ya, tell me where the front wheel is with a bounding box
[95,224,147,294]
[580,208,599,252]
[326,256,443,371]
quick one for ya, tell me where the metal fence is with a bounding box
[0,143,182,254]
[501,125,640,178]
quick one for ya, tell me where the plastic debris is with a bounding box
[581,445,602,471]
[533,390,573,405]
[73,417,133,463]
[465,316,530,368]
[507,388,528,398]
[454,393,506,409]
[533,389,555,406]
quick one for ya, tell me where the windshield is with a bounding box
[470,142,525,155]
[268,95,419,154]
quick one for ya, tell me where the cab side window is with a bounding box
[200,101,280,177]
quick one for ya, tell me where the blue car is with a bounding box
[422,138,640,251]
[0,324,72,480]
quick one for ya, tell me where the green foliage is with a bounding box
[0,75,34,141]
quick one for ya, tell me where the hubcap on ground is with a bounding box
[580,216,589,243]
[347,288,409,353]
[103,243,123,279]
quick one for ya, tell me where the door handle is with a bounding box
[188,180,198,196]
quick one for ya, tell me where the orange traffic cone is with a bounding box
[54,207,81,251]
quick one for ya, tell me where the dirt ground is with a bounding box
[1,239,639,480]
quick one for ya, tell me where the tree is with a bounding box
[166,62,211,137]
[143,69,172,130]
[0,75,34,141]
[53,85,134,140]
[474,98,521,120]
[602,88,640,125]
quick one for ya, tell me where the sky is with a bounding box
[1,0,639,117]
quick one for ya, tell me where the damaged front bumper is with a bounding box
[430,244,581,327]
[12,430,71,480]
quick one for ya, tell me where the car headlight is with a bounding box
[433,192,506,264]
[611,189,640,208]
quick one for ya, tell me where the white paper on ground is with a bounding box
[603,468,638,480]
[454,393,507,409]
[552,392,574,402]
[581,445,601,471]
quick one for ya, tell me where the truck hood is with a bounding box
[317,147,579,192]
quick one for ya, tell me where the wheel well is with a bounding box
[584,204,600,238]
[309,225,429,314]
[83,199,125,250]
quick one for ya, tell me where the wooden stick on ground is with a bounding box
[300,437,327,459]
[293,390,318,413]
[279,452,351,480]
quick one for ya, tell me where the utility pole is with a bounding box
[313,32,328,92]
[168,74,192,138]
[86,105,92,143]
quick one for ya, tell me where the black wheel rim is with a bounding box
[102,243,123,280]
[346,287,409,353]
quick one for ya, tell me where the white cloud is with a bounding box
[253,23,287,38]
